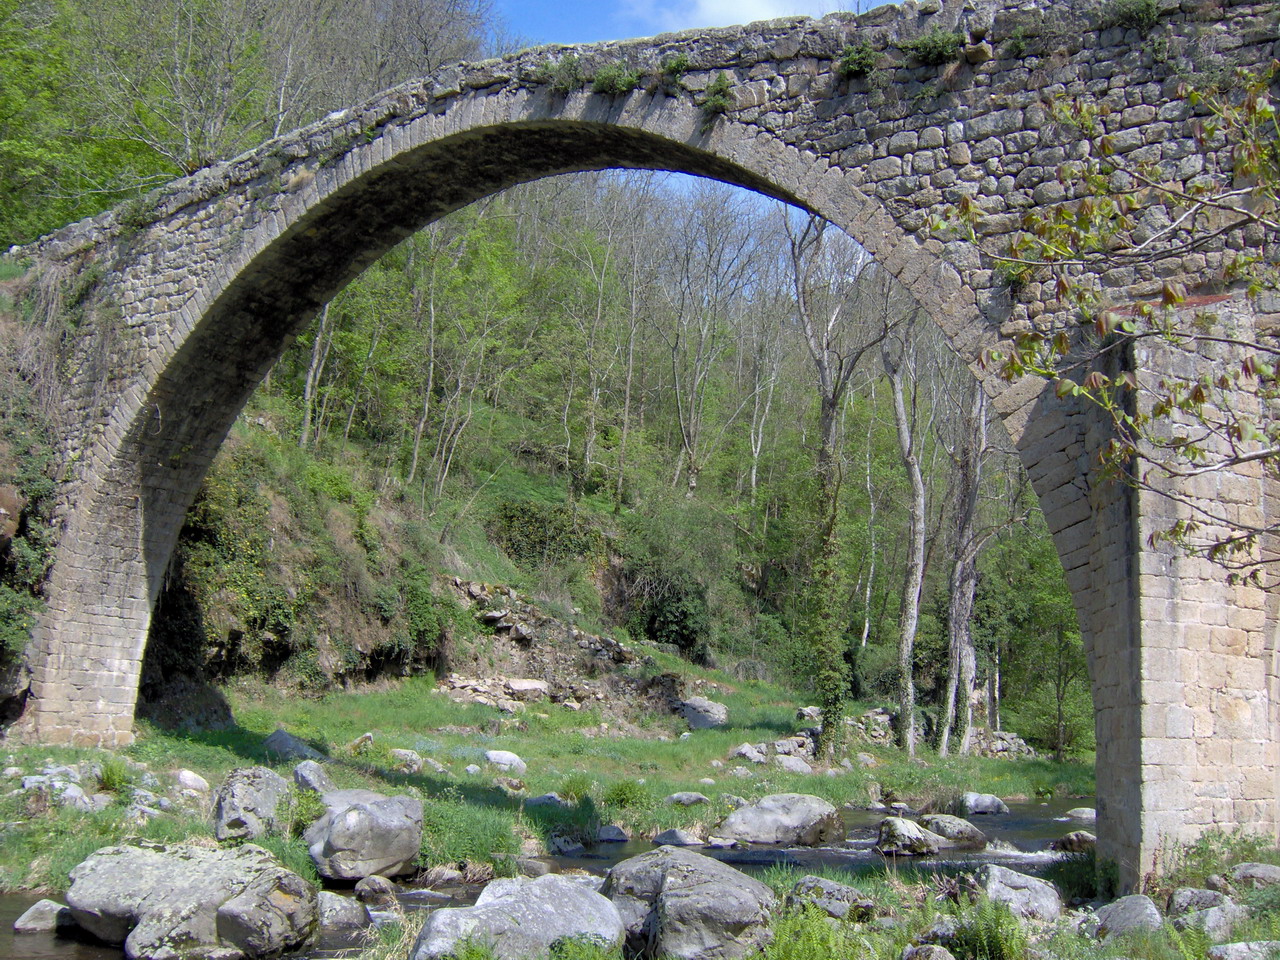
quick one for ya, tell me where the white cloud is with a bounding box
[623,0,843,34]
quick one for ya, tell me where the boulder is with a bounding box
[485,750,527,775]
[604,845,775,960]
[411,874,623,960]
[318,892,370,930]
[1065,807,1097,821]
[526,793,570,809]
[902,948,957,960]
[264,728,325,762]
[733,743,766,764]
[950,792,1009,816]
[1170,888,1231,915]
[354,875,398,904]
[66,842,316,960]
[1174,903,1250,940]
[175,769,210,793]
[665,792,710,806]
[1232,863,1280,888]
[598,824,630,843]
[213,767,290,841]
[13,898,75,934]
[653,828,702,846]
[679,697,729,730]
[787,875,875,920]
[876,817,946,856]
[293,759,336,794]
[1050,830,1096,853]
[775,755,813,775]
[304,789,423,879]
[1209,943,1280,960]
[506,679,550,701]
[389,749,423,773]
[974,865,1061,920]
[920,814,986,848]
[1095,894,1162,940]
[714,793,842,846]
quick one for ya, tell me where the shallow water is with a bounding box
[1,797,1092,960]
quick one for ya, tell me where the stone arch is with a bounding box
[11,0,1280,887]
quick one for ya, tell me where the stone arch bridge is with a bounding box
[5,0,1279,886]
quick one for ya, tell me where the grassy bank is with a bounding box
[0,669,1092,894]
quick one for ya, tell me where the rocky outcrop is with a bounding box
[950,792,1009,816]
[1094,894,1162,940]
[412,874,624,960]
[919,814,986,848]
[604,846,775,960]
[303,789,423,879]
[65,842,316,960]
[213,767,290,841]
[713,794,842,846]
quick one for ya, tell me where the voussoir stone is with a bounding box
[303,789,423,879]
[411,874,623,960]
[213,766,290,841]
[713,793,842,845]
[604,845,776,960]
[66,842,316,960]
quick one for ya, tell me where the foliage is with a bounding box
[1099,0,1159,31]
[949,900,1029,960]
[278,787,326,838]
[592,64,641,96]
[557,771,595,802]
[659,52,692,88]
[488,499,597,570]
[900,29,965,66]
[945,66,1280,580]
[601,778,651,808]
[700,73,733,128]
[254,833,320,885]
[763,906,868,960]
[419,794,521,869]
[543,55,585,95]
[838,40,880,78]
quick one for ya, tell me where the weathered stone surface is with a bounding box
[679,697,728,729]
[13,899,75,934]
[412,874,623,960]
[714,793,841,845]
[264,729,324,762]
[354,875,397,904]
[293,760,336,794]
[318,892,369,930]
[66,842,316,959]
[974,865,1061,921]
[1170,888,1230,915]
[902,948,956,960]
[665,792,710,806]
[1208,943,1280,960]
[951,792,1008,816]
[1174,903,1250,940]
[1065,807,1097,822]
[1232,863,1280,888]
[175,769,209,793]
[603,846,775,960]
[876,817,947,856]
[653,828,702,846]
[920,814,986,848]
[1050,830,1096,853]
[213,767,290,841]
[598,824,630,842]
[1095,895,1162,940]
[484,750,527,775]
[303,789,423,879]
[787,875,874,920]
[775,755,813,775]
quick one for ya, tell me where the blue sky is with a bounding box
[494,0,852,47]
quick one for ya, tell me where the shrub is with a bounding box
[900,28,965,65]
[279,787,327,838]
[659,52,692,87]
[602,779,651,809]
[97,754,133,795]
[488,499,596,569]
[545,55,585,95]
[1100,0,1159,31]
[593,64,641,96]
[558,772,596,803]
[838,40,880,78]
[700,73,733,129]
